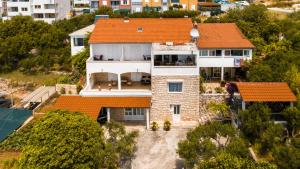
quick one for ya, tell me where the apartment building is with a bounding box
[60,18,254,128]
[98,0,130,12]
[4,0,71,24]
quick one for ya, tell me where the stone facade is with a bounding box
[150,75,200,124]
[110,108,125,122]
[198,94,228,124]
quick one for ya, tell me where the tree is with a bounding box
[196,152,277,169]
[100,121,138,168]
[259,123,284,154]
[177,122,237,168]
[282,107,300,137]
[18,110,105,169]
[272,145,300,169]
[208,101,230,120]
[239,103,271,141]
[18,111,138,169]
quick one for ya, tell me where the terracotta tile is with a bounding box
[235,82,297,102]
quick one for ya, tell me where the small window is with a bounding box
[231,50,243,56]
[225,50,231,56]
[137,27,143,32]
[216,50,222,56]
[168,82,183,92]
[74,38,84,46]
[171,105,180,115]
[21,7,28,11]
[200,50,208,56]
[35,5,41,9]
[209,50,216,56]
[243,50,250,56]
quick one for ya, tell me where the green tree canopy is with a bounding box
[239,103,271,141]
[18,110,105,169]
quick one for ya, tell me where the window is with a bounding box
[168,82,183,92]
[44,4,55,9]
[35,5,41,9]
[216,50,222,56]
[122,0,128,5]
[225,50,231,56]
[10,7,18,12]
[231,50,243,56]
[21,7,28,11]
[171,105,180,115]
[243,50,250,56]
[200,50,208,56]
[209,50,216,56]
[124,108,145,116]
[74,38,84,46]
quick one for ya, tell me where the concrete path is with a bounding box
[132,129,189,169]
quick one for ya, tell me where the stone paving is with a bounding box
[131,128,189,169]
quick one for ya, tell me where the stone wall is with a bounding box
[56,84,77,95]
[199,94,228,122]
[150,75,200,123]
[110,108,124,122]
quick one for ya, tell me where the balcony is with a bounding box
[81,72,151,96]
[154,54,196,67]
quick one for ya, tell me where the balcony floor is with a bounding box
[92,82,151,91]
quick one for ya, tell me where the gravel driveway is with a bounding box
[132,128,189,169]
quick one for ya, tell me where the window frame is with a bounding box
[74,37,84,46]
[168,82,183,93]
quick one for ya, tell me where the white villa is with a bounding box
[56,18,254,128]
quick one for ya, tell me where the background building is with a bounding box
[4,0,71,24]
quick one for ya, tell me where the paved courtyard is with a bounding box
[131,128,189,169]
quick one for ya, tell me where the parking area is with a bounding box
[132,128,189,169]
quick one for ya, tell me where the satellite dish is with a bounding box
[190,28,200,39]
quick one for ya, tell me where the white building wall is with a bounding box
[70,35,85,56]
[7,0,31,17]
[91,43,152,61]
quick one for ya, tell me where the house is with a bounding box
[69,24,95,56]
[56,18,254,128]
[4,0,71,24]
[198,2,221,16]
[99,0,131,13]
[230,82,297,125]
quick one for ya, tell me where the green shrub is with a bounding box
[76,84,83,94]
[151,121,159,131]
[163,120,171,131]
[215,87,224,93]
[60,87,66,94]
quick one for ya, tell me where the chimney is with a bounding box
[190,22,200,43]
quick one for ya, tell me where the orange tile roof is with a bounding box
[89,18,193,44]
[235,82,297,102]
[197,23,255,49]
[51,96,151,120]
[89,19,254,49]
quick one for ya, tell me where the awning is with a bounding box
[52,96,151,120]
[235,82,297,102]
[0,108,32,142]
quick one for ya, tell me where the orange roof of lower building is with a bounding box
[89,18,193,44]
[51,96,151,120]
[235,82,297,102]
[197,23,255,49]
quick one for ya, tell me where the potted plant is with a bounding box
[151,121,159,131]
[163,120,171,131]
[215,87,224,94]
[220,80,226,87]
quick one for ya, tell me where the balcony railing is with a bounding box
[92,55,151,62]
